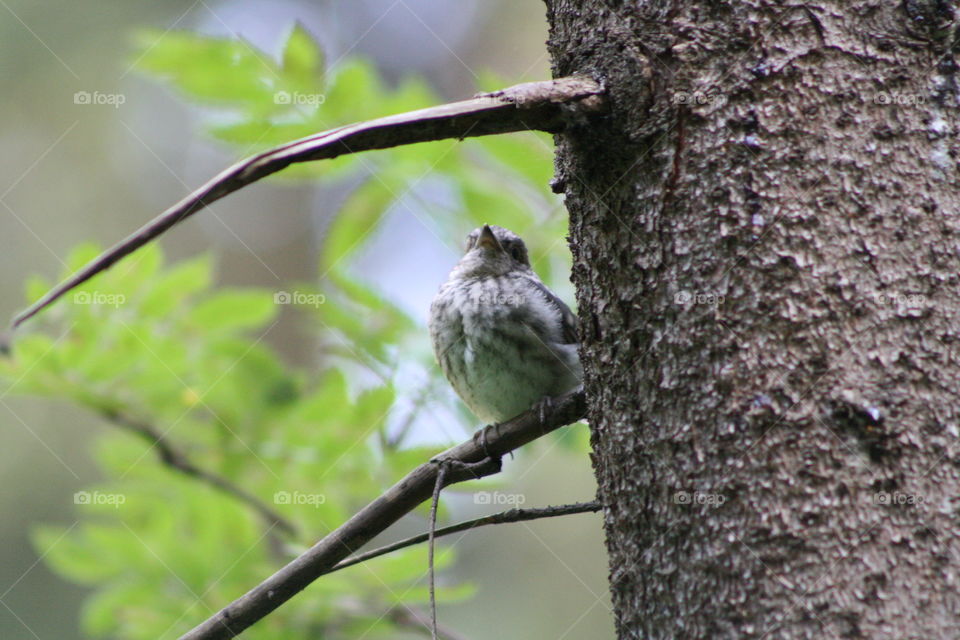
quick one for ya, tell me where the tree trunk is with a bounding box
[545,1,960,637]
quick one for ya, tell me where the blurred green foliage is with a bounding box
[0,24,582,639]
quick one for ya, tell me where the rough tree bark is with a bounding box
[545,1,960,638]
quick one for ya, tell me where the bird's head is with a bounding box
[453,224,531,278]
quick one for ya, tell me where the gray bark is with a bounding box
[545,1,960,638]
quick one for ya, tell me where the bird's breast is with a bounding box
[428,276,581,423]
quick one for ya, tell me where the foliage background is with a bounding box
[0,2,609,638]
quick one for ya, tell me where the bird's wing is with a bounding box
[526,276,579,345]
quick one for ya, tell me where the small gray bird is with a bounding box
[428,224,582,425]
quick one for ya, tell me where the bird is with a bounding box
[428,224,582,426]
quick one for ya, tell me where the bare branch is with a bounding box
[105,410,297,536]
[428,461,448,640]
[179,387,587,640]
[328,500,601,573]
[9,77,603,332]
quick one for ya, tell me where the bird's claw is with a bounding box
[533,395,555,425]
[473,422,502,460]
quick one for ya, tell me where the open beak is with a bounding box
[476,224,503,252]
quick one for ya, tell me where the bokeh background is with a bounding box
[0,1,611,638]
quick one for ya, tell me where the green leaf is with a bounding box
[185,289,276,331]
[459,170,534,232]
[281,23,324,89]
[132,29,278,110]
[82,580,154,636]
[352,385,395,435]
[209,119,318,147]
[32,526,115,585]
[138,254,212,317]
[320,59,383,119]
[474,132,555,190]
[314,269,416,365]
[322,178,398,270]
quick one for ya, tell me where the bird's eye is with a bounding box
[507,243,526,264]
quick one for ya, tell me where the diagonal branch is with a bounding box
[9,77,604,332]
[328,500,601,574]
[104,410,297,536]
[179,387,587,640]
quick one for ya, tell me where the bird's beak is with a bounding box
[476,224,502,252]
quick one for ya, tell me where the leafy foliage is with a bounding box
[0,24,581,639]
[8,244,463,639]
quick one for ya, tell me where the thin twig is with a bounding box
[428,461,449,640]
[8,77,604,333]
[104,410,296,536]
[179,387,587,640]
[328,501,601,573]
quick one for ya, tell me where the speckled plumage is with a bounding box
[428,225,582,424]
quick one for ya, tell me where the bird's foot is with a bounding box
[533,395,555,425]
[428,453,502,481]
[474,423,499,460]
